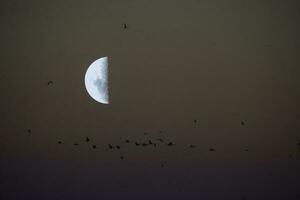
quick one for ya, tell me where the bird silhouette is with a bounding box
[241,120,245,125]
[58,141,62,144]
[167,142,173,146]
[74,143,79,146]
[123,23,128,29]
[135,142,140,146]
[149,140,153,145]
[189,145,195,148]
[125,140,130,143]
[108,144,113,149]
[116,145,120,149]
[27,129,31,133]
[209,148,215,151]
[86,137,90,142]
[92,145,97,149]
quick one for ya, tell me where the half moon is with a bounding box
[84,57,109,104]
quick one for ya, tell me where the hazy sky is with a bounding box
[1,0,300,199]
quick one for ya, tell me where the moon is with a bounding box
[84,57,109,104]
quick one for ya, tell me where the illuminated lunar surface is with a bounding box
[84,57,109,104]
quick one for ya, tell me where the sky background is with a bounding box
[1,0,300,199]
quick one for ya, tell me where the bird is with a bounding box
[116,145,120,149]
[27,129,31,133]
[135,142,140,146]
[47,81,53,86]
[241,120,245,125]
[92,145,97,149]
[167,142,173,146]
[108,144,113,149]
[74,143,79,146]
[125,140,130,143]
[58,141,62,144]
[209,148,215,151]
[123,23,128,29]
[189,145,195,148]
[148,140,153,145]
[86,137,90,142]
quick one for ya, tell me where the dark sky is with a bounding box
[1,0,300,199]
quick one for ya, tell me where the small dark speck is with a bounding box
[189,145,195,148]
[58,141,62,144]
[116,145,120,149]
[86,137,90,142]
[135,142,140,146]
[47,81,53,86]
[120,156,124,160]
[209,148,215,151]
[142,143,147,146]
[92,145,97,149]
[123,23,128,29]
[244,149,249,151]
[27,129,31,133]
[241,120,245,125]
[194,119,197,123]
[297,142,300,146]
[149,140,153,144]
[108,144,113,149]
[144,132,147,135]
[167,142,173,146]
[157,138,164,142]
[125,140,130,143]
[160,164,164,167]
[74,143,79,146]
[153,143,157,147]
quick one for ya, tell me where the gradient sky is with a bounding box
[1,0,300,199]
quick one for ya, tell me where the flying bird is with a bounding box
[123,23,128,29]
[167,142,173,146]
[116,145,120,149]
